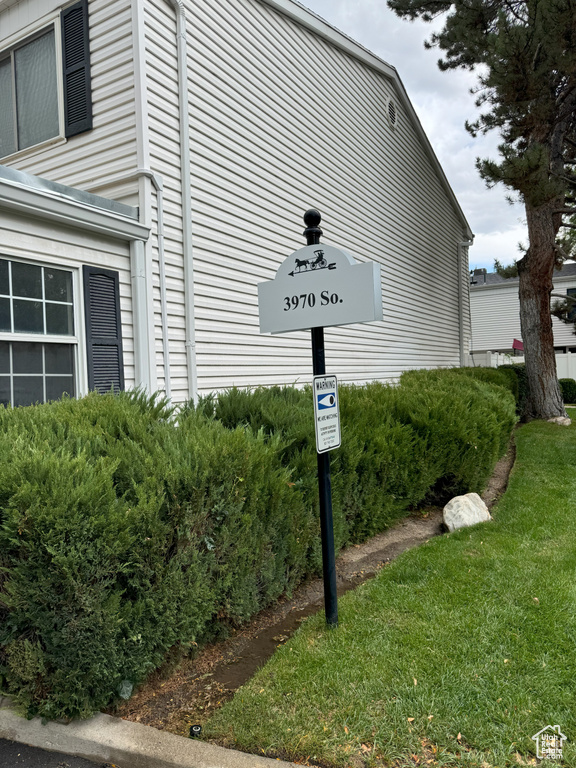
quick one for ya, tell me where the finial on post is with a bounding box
[303,209,323,245]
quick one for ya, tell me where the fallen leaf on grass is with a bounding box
[408,717,415,722]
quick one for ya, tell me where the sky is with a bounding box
[299,0,527,271]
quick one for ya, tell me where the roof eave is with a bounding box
[0,166,149,242]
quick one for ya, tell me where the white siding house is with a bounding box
[0,0,473,407]
[469,265,576,359]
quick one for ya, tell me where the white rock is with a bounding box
[547,416,572,426]
[443,492,492,533]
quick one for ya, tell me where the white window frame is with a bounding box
[0,255,87,406]
[0,16,65,161]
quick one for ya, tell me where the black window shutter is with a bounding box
[83,266,125,393]
[61,0,93,138]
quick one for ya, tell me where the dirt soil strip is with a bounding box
[111,439,515,738]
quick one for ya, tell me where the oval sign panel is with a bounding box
[258,244,383,334]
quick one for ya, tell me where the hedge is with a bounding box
[0,371,516,719]
[498,363,528,416]
[559,378,576,404]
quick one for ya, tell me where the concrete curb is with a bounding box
[0,700,298,768]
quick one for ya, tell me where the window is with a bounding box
[0,0,92,159]
[0,259,125,407]
[0,258,77,406]
[567,288,576,322]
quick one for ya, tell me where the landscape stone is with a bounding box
[443,492,492,533]
[547,416,572,426]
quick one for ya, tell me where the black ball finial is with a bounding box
[303,209,323,245]
[303,209,321,228]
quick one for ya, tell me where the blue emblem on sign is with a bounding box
[317,393,336,410]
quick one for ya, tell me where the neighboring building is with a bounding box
[0,0,473,407]
[469,265,576,358]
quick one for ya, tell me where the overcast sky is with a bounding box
[299,0,527,271]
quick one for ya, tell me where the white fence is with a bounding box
[465,351,576,380]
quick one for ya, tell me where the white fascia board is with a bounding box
[259,0,474,241]
[0,179,150,242]
[470,283,517,293]
[471,274,576,293]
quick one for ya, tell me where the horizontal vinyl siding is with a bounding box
[183,0,466,394]
[0,0,138,206]
[0,210,135,389]
[470,280,576,352]
[470,286,521,352]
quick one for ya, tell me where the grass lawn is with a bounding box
[205,419,576,767]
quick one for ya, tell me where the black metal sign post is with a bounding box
[258,210,382,625]
[304,209,338,628]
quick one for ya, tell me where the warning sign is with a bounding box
[313,375,341,453]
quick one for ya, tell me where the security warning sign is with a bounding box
[313,374,341,453]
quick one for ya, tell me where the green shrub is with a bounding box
[454,366,519,401]
[498,363,528,415]
[0,372,516,719]
[0,393,307,718]
[395,370,516,500]
[559,378,576,404]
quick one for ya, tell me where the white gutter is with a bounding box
[0,177,149,241]
[164,0,198,403]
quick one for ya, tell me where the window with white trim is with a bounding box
[0,258,77,407]
[0,0,92,159]
[567,288,576,322]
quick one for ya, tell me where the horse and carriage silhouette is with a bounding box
[289,249,336,277]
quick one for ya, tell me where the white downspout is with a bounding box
[164,0,198,402]
[458,239,474,367]
[85,164,172,398]
[131,0,156,393]
[149,172,172,399]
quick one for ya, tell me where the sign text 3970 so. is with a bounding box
[283,291,343,311]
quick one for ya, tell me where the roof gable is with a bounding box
[259,0,473,240]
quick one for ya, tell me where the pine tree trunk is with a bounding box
[518,200,566,420]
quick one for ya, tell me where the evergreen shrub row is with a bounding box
[0,370,516,719]
[498,363,528,415]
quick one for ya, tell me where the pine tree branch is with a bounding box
[551,293,576,303]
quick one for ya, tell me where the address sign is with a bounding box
[258,243,383,334]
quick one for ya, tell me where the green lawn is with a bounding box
[205,419,576,767]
